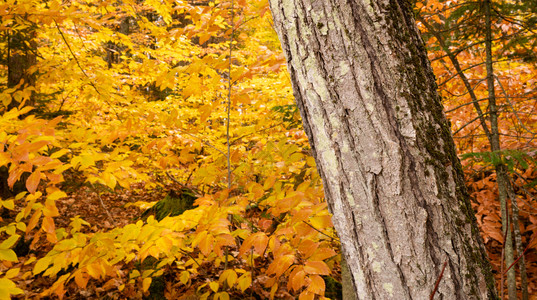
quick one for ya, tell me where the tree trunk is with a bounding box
[269,0,498,299]
[6,16,36,109]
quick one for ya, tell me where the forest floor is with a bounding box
[6,185,537,299]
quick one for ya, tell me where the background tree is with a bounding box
[269,0,497,298]
[417,1,537,298]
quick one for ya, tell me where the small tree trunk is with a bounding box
[269,0,498,298]
[483,1,518,298]
[6,16,36,109]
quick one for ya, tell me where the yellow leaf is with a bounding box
[0,249,18,262]
[0,234,20,249]
[47,191,67,201]
[0,93,12,107]
[44,198,60,217]
[198,233,214,257]
[216,292,230,300]
[180,271,190,285]
[270,283,278,300]
[306,156,316,167]
[33,256,52,275]
[15,192,27,200]
[50,149,70,159]
[220,269,237,287]
[0,278,23,299]
[5,268,19,279]
[209,281,219,292]
[199,105,212,124]
[143,277,152,292]
[155,237,173,254]
[16,222,26,232]
[25,257,36,265]
[25,171,41,194]
[2,199,14,210]
[237,272,251,292]
[102,171,117,189]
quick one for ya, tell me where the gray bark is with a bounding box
[483,1,519,298]
[269,0,498,299]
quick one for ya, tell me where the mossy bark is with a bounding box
[269,0,498,298]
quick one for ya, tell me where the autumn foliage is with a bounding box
[0,0,535,299]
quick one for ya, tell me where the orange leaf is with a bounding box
[298,291,315,300]
[26,171,41,194]
[267,254,294,277]
[199,33,211,45]
[289,267,306,291]
[239,232,268,257]
[304,261,330,275]
[309,247,337,261]
[74,271,89,289]
[199,233,214,257]
[270,283,278,299]
[26,210,42,233]
[86,263,103,279]
[307,274,325,294]
[8,168,24,188]
[42,216,55,235]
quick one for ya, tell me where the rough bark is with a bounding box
[269,0,498,298]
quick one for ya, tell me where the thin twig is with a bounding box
[429,261,447,300]
[224,0,235,271]
[452,112,491,136]
[302,221,339,242]
[226,0,235,190]
[494,75,536,143]
[445,98,488,114]
[90,183,116,225]
[503,236,534,275]
[53,19,122,122]
[179,249,202,267]
[180,130,227,157]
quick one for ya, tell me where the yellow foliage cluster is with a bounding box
[0,0,338,299]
